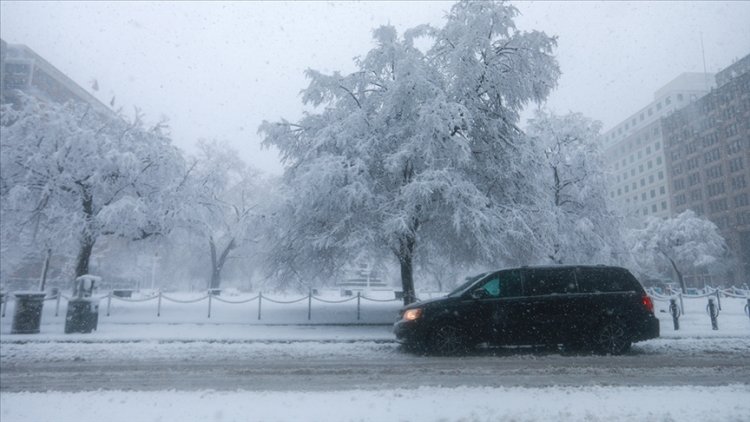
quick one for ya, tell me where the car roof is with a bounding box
[507,264,629,272]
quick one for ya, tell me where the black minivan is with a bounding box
[394,265,659,355]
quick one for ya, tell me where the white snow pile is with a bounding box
[2,385,748,422]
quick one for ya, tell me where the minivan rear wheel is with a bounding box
[430,325,469,355]
[594,321,631,355]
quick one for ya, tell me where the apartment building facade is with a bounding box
[662,55,750,283]
[1,38,111,115]
[602,73,713,223]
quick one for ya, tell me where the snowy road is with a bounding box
[2,337,749,392]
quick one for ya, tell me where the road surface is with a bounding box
[2,338,748,392]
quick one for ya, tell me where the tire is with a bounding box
[594,320,631,355]
[429,325,470,355]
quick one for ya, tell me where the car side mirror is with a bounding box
[470,289,489,300]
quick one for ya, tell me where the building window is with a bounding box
[658,171,664,180]
[729,157,744,173]
[650,189,656,198]
[708,198,728,213]
[675,194,687,206]
[640,178,646,187]
[727,139,741,155]
[732,175,747,190]
[673,178,685,191]
[641,193,647,201]
[735,193,749,208]
[703,148,721,164]
[707,182,726,197]
[705,165,724,180]
[649,175,655,183]
[660,186,666,195]
[688,173,701,186]
[639,164,644,173]
[652,204,657,213]
[690,189,702,201]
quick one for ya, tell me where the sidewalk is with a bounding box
[0,321,396,343]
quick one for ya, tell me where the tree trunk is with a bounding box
[74,234,96,278]
[663,252,686,294]
[209,237,236,290]
[397,235,417,306]
[75,186,96,278]
[38,248,52,291]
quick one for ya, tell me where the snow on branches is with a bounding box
[259,0,561,303]
[1,94,186,278]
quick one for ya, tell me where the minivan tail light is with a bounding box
[642,294,654,314]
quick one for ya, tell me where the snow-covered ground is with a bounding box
[2,385,749,422]
[1,293,748,422]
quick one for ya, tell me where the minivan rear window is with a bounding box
[576,268,638,293]
[525,268,577,296]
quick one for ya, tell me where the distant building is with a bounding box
[0,38,112,116]
[662,54,750,284]
[602,73,713,222]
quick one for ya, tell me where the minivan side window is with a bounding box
[474,270,523,298]
[577,268,636,293]
[525,268,577,296]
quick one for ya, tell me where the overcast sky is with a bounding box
[2,1,749,175]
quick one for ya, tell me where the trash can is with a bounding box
[11,292,47,334]
[64,275,101,334]
[65,298,100,333]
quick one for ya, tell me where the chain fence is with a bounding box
[0,290,403,322]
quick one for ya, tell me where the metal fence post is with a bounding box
[106,292,112,317]
[257,292,262,320]
[357,292,361,321]
[669,298,680,330]
[745,298,749,323]
[679,292,685,315]
[1,294,6,317]
[157,291,162,317]
[55,293,62,317]
[308,291,312,321]
[707,297,719,330]
[207,292,212,319]
[715,289,722,311]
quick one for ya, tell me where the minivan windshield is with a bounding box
[447,272,489,297]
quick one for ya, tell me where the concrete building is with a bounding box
[602,73,713,222]
[662,55,750,284]
[1,38,112,116]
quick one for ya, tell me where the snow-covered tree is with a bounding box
[526,110,624,265]
[180,140,265,290]
[1,95,187,279]
[260,0,560,304]
[627,210,728,293]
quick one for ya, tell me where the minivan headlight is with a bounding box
[403,308,423,321]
